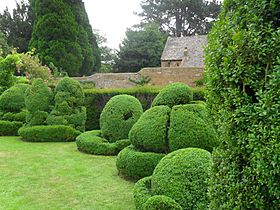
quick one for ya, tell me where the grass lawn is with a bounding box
[0,137,135,210]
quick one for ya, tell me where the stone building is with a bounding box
[161,35,207,68]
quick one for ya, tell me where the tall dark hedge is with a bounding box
[205,0,280,209]
[30,0,100,76]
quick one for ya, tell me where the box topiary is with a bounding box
[18,125,80,142]
[0,120,23,136]
[100,94,143,142]
[116,146,165,180]
[134,148,212,210]
[151,82,193,108]
[76,130,131,156]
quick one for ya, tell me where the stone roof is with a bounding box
[161,35,208,67]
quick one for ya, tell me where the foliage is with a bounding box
[30,0,100,76]
[0,84,29,112]
[138,0,221,36]
[0,0,33,52]
[151,148,212,209]
[0,120,23,136]
[25,79,52,126]
[129,106,171,153]
[129,75,151,86]
[168,105,218,152]
[76,130,131,156]
[143,195,182,210]
[134,176,153,210]
[18,125,81,142]
[100,94,143,142]
[205,0,280,209]
[114,24,167,72]
[0,31,10,56]
[1,111,27,122]
[47,77,86,131]
[116,146,165,181]
[151,82,193,108]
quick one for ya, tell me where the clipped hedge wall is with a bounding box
[116,146,165,180]
[76,130,130,156]
[84,86,205,130]
[18,125,80,142]
[0,120,23,136]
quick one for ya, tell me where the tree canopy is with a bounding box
[114,24,167,72]
[138,0,221,36]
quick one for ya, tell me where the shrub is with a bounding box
[48,77,86,131]
[151,82,193,108]
[205,0,280,208]
[151,148,212,210]
[134,176,153,210]
[0,84,30,112]
[76,130,131,156]
[168,105,218,152]
[18,125,80,142]
[116,146,165,180]
[0,120,23,136]
[100,95,143,142]
[143,195,182,210]
[129,106,171,153]
[2,111,27,122]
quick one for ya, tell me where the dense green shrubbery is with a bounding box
[100,95,143,142]
[116,146,165,180]
[151,83,193,108]
[134,148,212,210]
[0,120,23,136]
[47,77,86,132]
[205,0,280,208]
[18,125,80,142]
[129,106,171,153]
[84,86,205,130]
[76,130,130,156]
[168,105,218,152]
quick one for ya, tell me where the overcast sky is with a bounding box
[0,0,142,49]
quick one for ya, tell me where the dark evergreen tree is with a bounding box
[114,24,167,72]
[205,0,280,209]
[30,0,100,76]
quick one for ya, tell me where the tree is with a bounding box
[138,0,221,37]
[205,0,280,209]
[114,24,167,72]
[0,0,33,52]
[30,0,100,76]
[0,31,10,56]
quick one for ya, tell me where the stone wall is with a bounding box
[74,67,204,88]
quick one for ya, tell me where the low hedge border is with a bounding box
[76,130,131,156]
[0,120,23,136]
[18,125,81,142]
[116,145,165,181]
[84,86,205,130]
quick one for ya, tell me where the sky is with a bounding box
[0,0,143,49]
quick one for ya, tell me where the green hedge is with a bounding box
[100,95,143,142]
[76,130,131,156]
[134,176,153,210]
[143,195,182,210]
[84,86,205,130]
[0,120,23,136]
[18,125,81,142]
[116,146,165,181]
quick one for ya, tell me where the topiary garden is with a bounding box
[76,94,143,155]
[116,82,218,180]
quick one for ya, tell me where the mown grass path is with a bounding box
[0,137,135,210]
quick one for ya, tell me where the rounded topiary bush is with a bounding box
[116,146,165,180]
[0,84,30,112]
[151,82,193,108]
[0,120,23,136]
[100,94,143,142]
[76,130,130,156]
[129,105,171,153]
[143,195,182,210]
[151,148,212,210]
[168,105,218,152]
[18,125,80,142]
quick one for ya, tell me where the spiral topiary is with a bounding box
[100,94,143,142]
[151,82,193,108]
[134,148,212,210]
